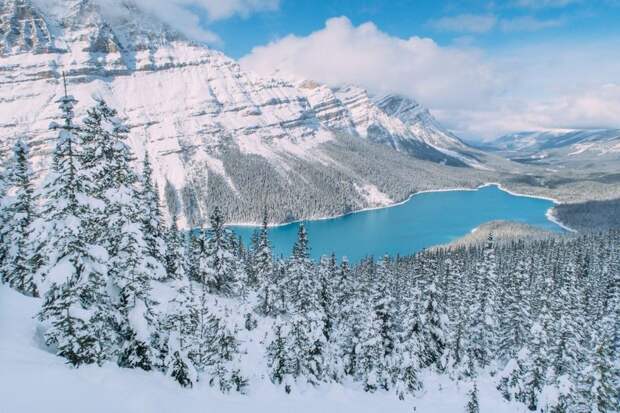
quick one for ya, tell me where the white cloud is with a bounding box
[499,16,565,32]
[428,14,497,33]
[242,17,502,111]
[428,13,566,34]
[241,17,620,139]
[33,0,280,44]
[133,0,279,43]
[168,0,280,22]
[513,0,582,8]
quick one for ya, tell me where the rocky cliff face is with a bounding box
[0,0,490,226]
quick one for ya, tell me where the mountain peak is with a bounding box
[1,0,487,226]
[0,0,57,54]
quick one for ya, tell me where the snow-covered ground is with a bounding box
[0,285,525,413]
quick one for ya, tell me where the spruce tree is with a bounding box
[497,256,530,363]
[140,153,167,280]
[200,207,239,296]
[5,139,38,296]
[254,211,279,315]
[418,276,447,371]
[0,159,10,285]
[37,90,110,367]
[355,257,398,392]
[82,99,157,370]
[267,322,292,392]
[466,381,480,413]
[467,234,499,369]
[278,225,326,386]
[164,212,185,280]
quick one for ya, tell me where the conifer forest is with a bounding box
[1,93,619,412]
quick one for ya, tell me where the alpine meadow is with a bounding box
[0,1,619,412]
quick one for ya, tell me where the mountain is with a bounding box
[0,0,490,226]
[483,129,620,170]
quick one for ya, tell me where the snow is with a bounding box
[356,184,393,205]
[1,0,485,231]
[0,284,526,412]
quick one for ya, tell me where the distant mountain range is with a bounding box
[0,0,497,226]
[479,129,620,169]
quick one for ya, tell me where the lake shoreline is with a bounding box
[227,182,576,233]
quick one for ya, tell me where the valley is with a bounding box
[1,2,619,413]
[231,184,565,262]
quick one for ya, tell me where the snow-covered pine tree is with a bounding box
[161,275,197,387]
[393,295,423,400]
[271,225,326,388]
[418,273,447,371]
[250,210,270,286]
[496,255,530,363]
[507,278,554,411]
[285,224,320,314]
[164,212,185,280]
[549,258,586,386]
[355,257,398,392]
[140,153,167,280]
[203,313,247,393]
[200,207,239,296]
[80,99,157,370]
[318,253,338,342]
[267,321,293,392]
[181,282,247,392]
[467,233,499,369]
[113,221,157,371]
[4,139,38,296]
[574,314,620,413]
[466,381,480,413]
[37,89,110,367]
[0,157,10,285]
[254,211,279,316]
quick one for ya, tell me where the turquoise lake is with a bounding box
[230,185,564,262]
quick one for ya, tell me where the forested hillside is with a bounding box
[1,93,618,412]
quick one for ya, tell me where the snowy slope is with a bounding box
[0,284,524,413]
[0,0,488,226]
[485,129,620,167]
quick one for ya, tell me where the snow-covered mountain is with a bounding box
[0,0,488,226]
[485,129,620,167]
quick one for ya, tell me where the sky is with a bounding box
[109,0,620,140]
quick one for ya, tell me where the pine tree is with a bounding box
[355,257,398,392]
[394,297,423,399]
[497,256,530,363]
[164,212,185,280]
[0,158,10,285]
[200,207,239,296]
[5,139,38,296]
[140,153,167,280]
[82,99,157,370]
[318,254,338,342]
[285,224,320,314]
[255,212,279,315]
[575,318,620,413]
[466,381,480,413]
[204,314,247,393]
[516,303,553,410]
[467,234,499,369]
[267,322,292,392]
[277,225,326,386]
[37,90,110,367]
[418,276,447,371]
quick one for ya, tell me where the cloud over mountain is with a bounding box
[242,17,620,139]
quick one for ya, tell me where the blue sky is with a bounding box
[131,0,620,139]
[206,0,620,59]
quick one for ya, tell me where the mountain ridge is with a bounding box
[0,0,492,226]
